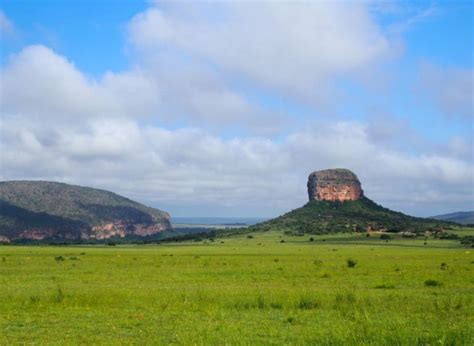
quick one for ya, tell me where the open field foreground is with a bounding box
[1,232,473,345]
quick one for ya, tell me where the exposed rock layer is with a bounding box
[308,169,363,202]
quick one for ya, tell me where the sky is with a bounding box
[0,0,473,218]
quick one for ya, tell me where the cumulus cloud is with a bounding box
[1,2,473,217]
[128,1,395,103]
[417,62,473,119]
[1,110,472,217]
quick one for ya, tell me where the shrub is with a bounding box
[53,288,64,303]
[270,302,282,309]
[280,239,285,243]
[247,235,254,239]
[424,279,442,287]
[380,234,391,240]
[256,295,266,309]
[374,284,395,289]
[309,237,314,242]
[347,259,357,268]
[297,296,320,310]
[440,262,448,270]
[54,256,65,262]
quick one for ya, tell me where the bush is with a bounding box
[309,237,314,242]
[347,259,357,268]
[297,296,320,310]
[380,234,391,240]
[374,284,395,289]
[247,235,254,239]
[424,279,442,287]
[54,256,65,262]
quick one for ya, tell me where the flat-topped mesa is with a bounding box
[307,168,363,202]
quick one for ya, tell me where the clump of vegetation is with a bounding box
[247,235,254,239]
[347,259,357,268]
[424,279,442,287]
[460,236,474,247]
[380,234,391,241]
[374,284,395,289]
[54,256,65,262]
[270,302,282,309]
[256,295,266,309]
[29,295,40,303]
[440,262,448,270]
[53,287,64,303]
[297,296,320,310]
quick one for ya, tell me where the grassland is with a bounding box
[1,231,473,345]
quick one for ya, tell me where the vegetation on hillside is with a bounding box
[0,181,170,239]
[249,197,453,235]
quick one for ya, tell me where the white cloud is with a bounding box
[1,109,472,217]
[128,1,395,102]
[0,2,472,218]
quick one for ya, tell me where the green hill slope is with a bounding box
[249,197,451,235]
[0,181,172,242]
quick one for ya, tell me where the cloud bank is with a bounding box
[1,2,472,217]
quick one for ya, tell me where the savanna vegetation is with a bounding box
[1,231,473,344]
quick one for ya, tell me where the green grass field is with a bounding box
[1,232,473,345]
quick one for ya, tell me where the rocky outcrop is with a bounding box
[0,180,173,242]
[90,214,171,239]
[308,168,363,202]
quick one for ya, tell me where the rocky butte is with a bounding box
[307,168,363,202]
[250,167,451,234]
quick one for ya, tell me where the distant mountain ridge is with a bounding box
[0,181,172,242]
[431,211,474,225]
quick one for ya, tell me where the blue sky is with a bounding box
[0,1,472,217]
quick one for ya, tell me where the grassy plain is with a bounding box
[1,231,473,345]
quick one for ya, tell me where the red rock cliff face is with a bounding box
[90,213,172,239]
[308,169,363,202]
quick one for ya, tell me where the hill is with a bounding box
[0,181,172,242]
[431,211,474,225]
[248,197,450,235]
[249,169,452,235]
